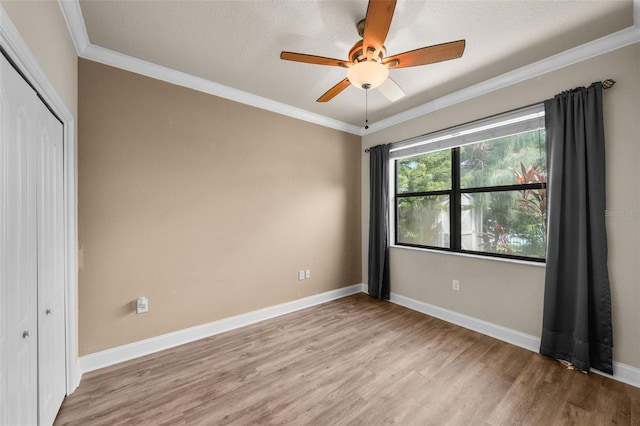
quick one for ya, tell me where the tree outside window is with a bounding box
[395,129,546,261]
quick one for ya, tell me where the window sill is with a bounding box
[390,244,547,268]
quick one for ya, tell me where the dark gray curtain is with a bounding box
[368,144,390,300]
[540,82,613,374]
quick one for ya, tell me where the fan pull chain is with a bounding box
[364,88,369,130]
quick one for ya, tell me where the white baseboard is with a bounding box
[80,283,364,374]
[79,284,639,389]
[389,292,640,389]
[591,358,640,389]
[390,293,541,352]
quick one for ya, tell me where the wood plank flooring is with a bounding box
[55,293,640,425]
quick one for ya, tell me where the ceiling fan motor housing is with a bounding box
[348,40,386,64]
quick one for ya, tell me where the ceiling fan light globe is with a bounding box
[347,61,388,89]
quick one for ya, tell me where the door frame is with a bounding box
[1,7,80,393]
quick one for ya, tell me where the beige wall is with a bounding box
[1,0,78,117]
[78,59,361,355]
[362,43,640,368]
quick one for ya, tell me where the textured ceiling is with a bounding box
[79,0,633,127]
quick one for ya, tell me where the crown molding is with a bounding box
[82,43,363,135]
[363,23,640,135]
[58,0,89,55]
[59,0,639,138]
[364,0,640,135]
[57,0,362,136]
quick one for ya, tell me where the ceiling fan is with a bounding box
[280,0,465,103]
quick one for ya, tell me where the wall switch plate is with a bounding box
[137,297,149,313]
[452,280,460,291]
[305,269,311,279]
[298,271,305,281]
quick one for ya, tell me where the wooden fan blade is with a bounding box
[377,77,405,102]
[383,40,466,69]
[280,52,350,67]
[317,78,351,102]
[363,0,397,54]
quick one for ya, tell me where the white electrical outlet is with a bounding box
[452,280,460,291]
[305,269,311,279]
[298,270,305,281]
[136,297,149,313]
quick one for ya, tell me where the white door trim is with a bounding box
[0,5,80,393]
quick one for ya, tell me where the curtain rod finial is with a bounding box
[602,79,616,89]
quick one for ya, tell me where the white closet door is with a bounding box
[36,98,66,426]
[1,53,39,426]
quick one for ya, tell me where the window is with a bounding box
[393,105,547,261]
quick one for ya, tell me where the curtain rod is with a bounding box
[364,79,616,153]
[364,144,385,153]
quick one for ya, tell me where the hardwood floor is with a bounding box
[55,293,640,425]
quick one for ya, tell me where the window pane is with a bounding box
[397,195,450,248]
[460,129,546,189]
[396,150,451,193]
[461,190,547,258]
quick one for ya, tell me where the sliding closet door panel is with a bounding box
[0,53,7,426]
[37,99,66,426]
[0,60,6,426]
[0,53,39,426]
